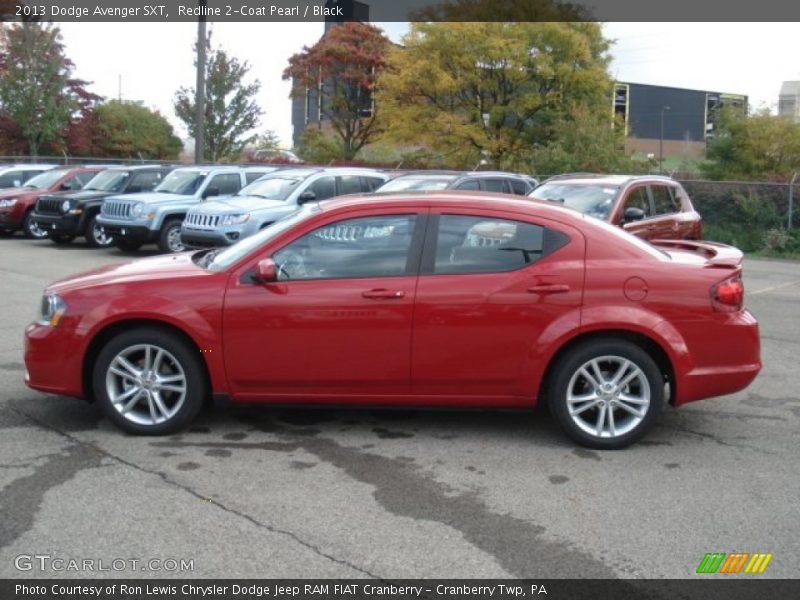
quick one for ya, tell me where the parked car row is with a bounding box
[0,164,705,255]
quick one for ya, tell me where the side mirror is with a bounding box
[623,206,646,223]
[60,182,72,191]
[297,190,316,204]
[253,258,278,283]
[203,186,220,199]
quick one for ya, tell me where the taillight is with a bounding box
[711,275,743,312]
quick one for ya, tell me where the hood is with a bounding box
[41,189,109,203]
[106,191,192,205]
[47,252,210,295]
[0,187,37,200]
[192,196,288,215]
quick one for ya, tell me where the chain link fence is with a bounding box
[678,180,797,254]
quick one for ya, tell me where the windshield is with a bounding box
[237,176,302,200]
[379,176,456,192]
[24,169,68,190]
[155,170,206,195]
[84,170,130,192]
[531,183,620,220]
[206,205,320,271]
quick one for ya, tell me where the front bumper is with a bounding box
[0,207,24,229]
[24,321,84,398]
[99,223,154,244]
[31,212,84,236]
[181,227,241,247]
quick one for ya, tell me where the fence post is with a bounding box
[789,172,797,230]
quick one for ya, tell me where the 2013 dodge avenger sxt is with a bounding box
[24,192,761,448]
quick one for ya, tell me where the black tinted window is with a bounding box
[209,174,242,196]
[362,177,384,192]
[651,185,679,215]
[624,187,652,217]
[307,176,336,201]
[433,215,554,274]
[482,179,505,193]
[509,179,531,195]
[245,171,269,184]
[337,175,362,196]
[453,179,480,191]
[0,171,25,187]
[130,171,163,191]
[274,215,417,280]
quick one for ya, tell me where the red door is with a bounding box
[222,212,423,401]
[411,210,585,404]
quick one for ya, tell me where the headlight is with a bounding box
[0,198,18,208]
[220,213,250,225]
[60,200,72,213]
[39,294,67,327]
[130,203,144,217]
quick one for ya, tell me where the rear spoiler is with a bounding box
[651,239,743,268]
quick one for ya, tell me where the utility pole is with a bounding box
[194,0,207,164]
[659,106,670,174]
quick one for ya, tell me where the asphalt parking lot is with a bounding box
[0,236,798,579]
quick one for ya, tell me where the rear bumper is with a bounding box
[669,309,761,405]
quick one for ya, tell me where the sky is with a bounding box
[57,21,800,149]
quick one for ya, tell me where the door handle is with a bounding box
[362,289,405,299]
[526,284,570,294]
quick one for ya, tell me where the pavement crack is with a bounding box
[9,407,380,578]
[657,422,779,455]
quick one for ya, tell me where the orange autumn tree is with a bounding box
[283,22,390,160]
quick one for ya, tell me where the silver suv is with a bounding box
[96,165,273,252]
[180,167,389,248]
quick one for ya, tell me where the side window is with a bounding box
[0,170,24,187]
[306,176,336,201]
[482,179,505,193]
[650,185,679,215]
[337,175,362,196]
[623,187,652,217]
[273,214,418,280]
[73,172,95,187]
[453,179,480,191]
[361,177,384,192]
[245,171,267,184]
[130,171,162,191]
[23,170,41,184]
[509,179,531,195]
[432,215,562,275]
[208,173,242,196]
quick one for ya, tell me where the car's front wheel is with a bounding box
[158,218,185,253]
[92,328,207,435]
[22,211,48,240]
[548,339,664,449]
[85,214,114,248]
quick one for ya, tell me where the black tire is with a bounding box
[548,339,664,450]
[92,327,207,435]
[49,234,75,245]
[115,238,143,252]
[85,214,114,248]
[158,218,185,253]
[22,210,48,240]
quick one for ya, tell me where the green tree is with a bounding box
[175,34,263,162]
[88,100,181,159]
[0,22,79,155]
[702,107,800,180]
[377,22,617,172]
[283,22,391,160]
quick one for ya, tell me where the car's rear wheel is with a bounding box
[93,328,206,435]
[158,218,185,253]
[85,214,114,248]
[22,211,48,240]
[548,339,664,449]
[115,238,143,252]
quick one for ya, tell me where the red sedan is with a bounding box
[23,193,760,448]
